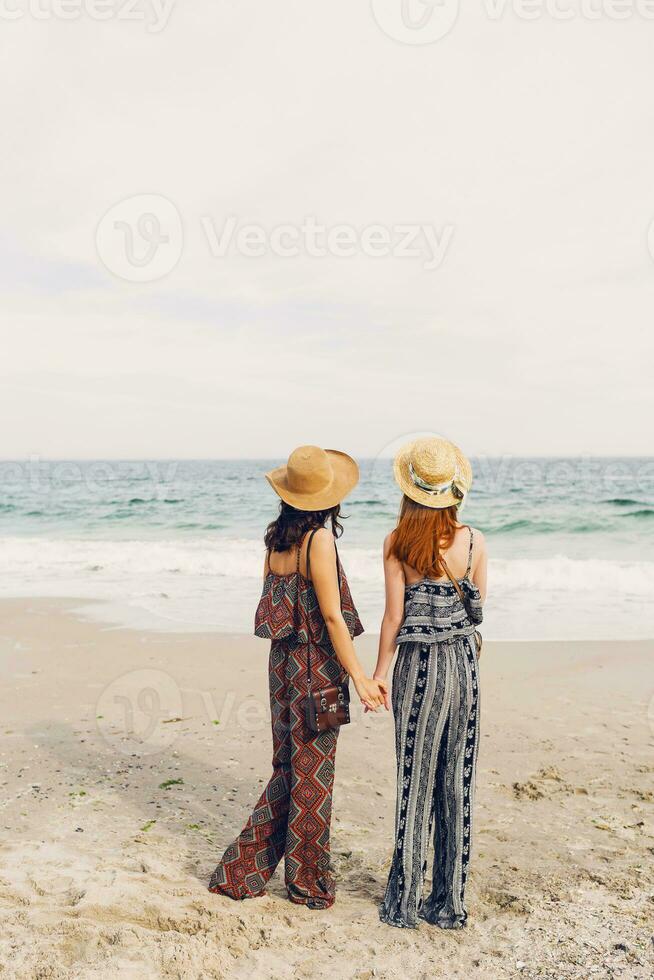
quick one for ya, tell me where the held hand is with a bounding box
[354,676,386,712]
[377,678,390,711]
[357,677,390,713]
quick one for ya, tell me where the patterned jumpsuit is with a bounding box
[209,533,363,909]
[379,527,483,929]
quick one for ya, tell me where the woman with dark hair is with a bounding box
[374,436,487,930]
[209,445,387,910]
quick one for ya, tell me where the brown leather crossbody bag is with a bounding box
[439,556,483,659]
[301,529,351,734]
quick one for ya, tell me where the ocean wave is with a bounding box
[485,514,647,535]
[488,556,654,595]
[174,522,224,531]
[604,497,647,507]
[488,519,551,534]
[0,537,652,598]
[0,536,651,638]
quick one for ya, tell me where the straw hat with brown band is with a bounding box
[393,436,472,510]
[265,445,359,511]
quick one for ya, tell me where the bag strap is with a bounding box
[304,528,343,692]
[303,529,320,691]
[439,554,468,609]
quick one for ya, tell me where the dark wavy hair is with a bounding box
[264,501,344,553]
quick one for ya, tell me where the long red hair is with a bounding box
[390,495,460,577]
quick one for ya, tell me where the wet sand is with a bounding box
[0,599,652,979]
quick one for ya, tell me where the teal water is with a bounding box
[0,457,652,638]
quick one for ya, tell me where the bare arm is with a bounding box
[372,533,405,694]
[309,529,388,711]
[471,530,488,603]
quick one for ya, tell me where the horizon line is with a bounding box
[1,454,652,463]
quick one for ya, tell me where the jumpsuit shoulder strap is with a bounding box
[304,527,321,581]
[465,526,474,578]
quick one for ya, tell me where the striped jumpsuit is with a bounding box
[380,528,483,929]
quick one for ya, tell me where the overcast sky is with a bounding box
[1,1,652,459]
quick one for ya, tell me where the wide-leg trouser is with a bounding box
[379,637,480,929]
[208,637,340,909]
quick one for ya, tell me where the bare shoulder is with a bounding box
[467,526,486,553]
[309,527,336,557]
[383,529,398,559]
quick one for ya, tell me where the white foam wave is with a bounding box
[0,537,652,639]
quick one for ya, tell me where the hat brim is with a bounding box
[265,450,359,512]
[393,442,472,509]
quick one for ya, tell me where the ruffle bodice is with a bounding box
[255,553,363,647]
[396,577,483,646]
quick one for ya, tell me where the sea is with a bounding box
[0,457,652,640]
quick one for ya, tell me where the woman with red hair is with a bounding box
[375,436,487,930]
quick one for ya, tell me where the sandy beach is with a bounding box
[0,599,652,979]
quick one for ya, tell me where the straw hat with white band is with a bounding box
[393,436,472,509]
[266,445,359,512]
